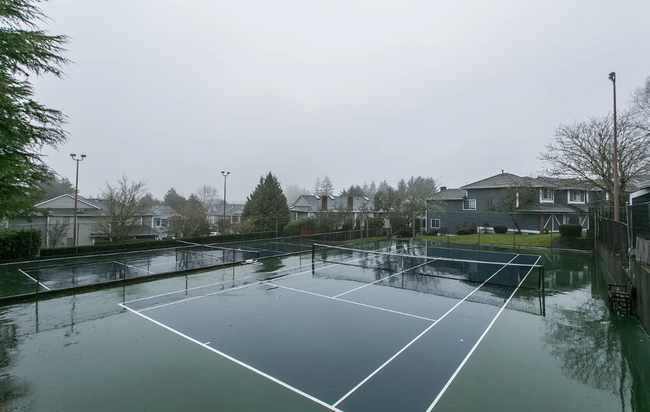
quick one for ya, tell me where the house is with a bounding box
[207,202,245,228]
[140,205,176,238]
[4,195,176,248]
[289,195,377,221]
[426,172,602,234]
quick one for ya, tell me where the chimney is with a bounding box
[440,186,447,191]
[321,195,327,212]
[348,196,354,218]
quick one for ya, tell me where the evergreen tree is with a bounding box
[321,176,334,196]
[243,172,290,233]
[0,0,71,219]
[141,193,161,207]
[163,188,186,210]
[39,175,75,199]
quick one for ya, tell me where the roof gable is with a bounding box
[34,194,102,210]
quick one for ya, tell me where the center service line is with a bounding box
[425,255,541,411]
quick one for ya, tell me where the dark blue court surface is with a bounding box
[122,248,542,412]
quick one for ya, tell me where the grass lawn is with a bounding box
[422,233,554,248]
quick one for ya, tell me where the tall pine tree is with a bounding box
[0,0,71,219]
[243,172,290,233]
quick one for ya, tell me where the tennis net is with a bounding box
[176,240,260,264]
[311,243,544,290]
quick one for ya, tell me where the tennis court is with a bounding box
[118,243,542,412]
[0,240,648,412]
[0,239,311,296]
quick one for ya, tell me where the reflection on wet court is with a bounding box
[0,241,648,412]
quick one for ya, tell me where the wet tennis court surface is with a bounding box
[121,246,541,412]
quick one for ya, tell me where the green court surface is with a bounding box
[0,245,648,412]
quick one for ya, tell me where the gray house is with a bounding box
[426,172,601,234]
[4,195,174,248]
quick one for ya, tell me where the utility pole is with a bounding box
[221,171,230,226]
[70,154,86,248]
[608,72,619,221]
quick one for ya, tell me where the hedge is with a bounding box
[559,224,583,238]
[0,228,42,261]
[493,225,508,234]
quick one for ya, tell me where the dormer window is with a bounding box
[540,188,554,203]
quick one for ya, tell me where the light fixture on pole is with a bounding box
[70,154,86,248]
[221,171,230,223]
[608,72,619,221]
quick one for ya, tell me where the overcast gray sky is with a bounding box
[34,0,650,203]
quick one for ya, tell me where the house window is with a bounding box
[154,218,161,227]
[463,199,477,210]
[569,190,585,203]
[66,238,74,247]
[431,219,441,229]
[63,217,70,226]
[540,188,554,202]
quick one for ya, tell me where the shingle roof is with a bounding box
[516,202,584,213]
[461,172,545,189]
[289,195,374,213]
[429,189,466,201]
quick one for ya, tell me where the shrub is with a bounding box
[559,224,583,238]
[426,229,439,236]
[493,225,508,234]
[455,223,477,235]
[0,228,42,261]
[283,219,316,237]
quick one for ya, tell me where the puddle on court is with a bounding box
[0,248,648,412]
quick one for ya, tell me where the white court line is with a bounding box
[113,261,157,275]
[121,256,307,305]
[17,269,51,291]
[132,262,347,312]
[332,254,521,408]
[332,258,439,299]
[125,253,373,311]
[268,282,438,323]
[119,303,343,412]
[425,255,542,411]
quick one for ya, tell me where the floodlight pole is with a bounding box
[609,72,619,221]
[70,154,86,248]
[221,171,230,224]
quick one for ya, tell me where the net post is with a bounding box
[311,243,315,264]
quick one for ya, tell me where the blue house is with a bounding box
[426,172,602,234]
